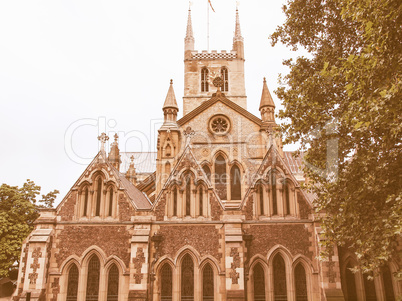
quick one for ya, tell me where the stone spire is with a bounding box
[259,77,276,122]
[184,7,195,54]
[163,79,179,125]
[108,133,121,170]
[232,7,244,59]
[125,155,137,185]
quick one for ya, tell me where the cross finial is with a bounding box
[114,133,118,142]
[183,126,195,147]
[98,132,109,152]
[130,155,134,163]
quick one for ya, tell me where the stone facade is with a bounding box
[13,7,401,301]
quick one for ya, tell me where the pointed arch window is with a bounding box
[382,265,395,301]
[199,187,204,217]
[173,187,178,217]
[185,175,191,216]
[86,255,100,301]
[66,264,79,301]
[221,67,229,92]
[253,263,266,301]
[107,264,119,301]
[161,264,173,301]
[295,264,308,301]
[181,254,194,301]
[230,165,241,200]
[203,165,211,182]
[108,187,113,217]
[215,155,227,200]
[202,264,214,301]
[83,187,89,217]
[95,178,102,216]
[259,184,264,215]
[201,68,209,92]
[273,254,287,301]
[345,262,357,301]
[271,171,277,215]
[284,180,290,215]
[364,276,377,301]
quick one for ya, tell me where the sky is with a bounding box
[0,0,301,204]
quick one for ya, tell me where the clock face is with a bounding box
[209,115,230,135]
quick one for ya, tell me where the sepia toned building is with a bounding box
[13,7,400,301]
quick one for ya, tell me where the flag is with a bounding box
[208,0,215,12]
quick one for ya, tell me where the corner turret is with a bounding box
[259,78,276,123]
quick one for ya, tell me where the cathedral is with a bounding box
[13,7,400,301]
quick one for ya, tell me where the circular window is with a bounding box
[209,115,231,135]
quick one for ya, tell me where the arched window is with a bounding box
[203,165,211,182]
[345,262,357,301]
[66,264,79,301]
[165,162,171,175]
[201,68,209,92]
[295,264,308,301]
[253,263,266,301]
[199,187,203,217]
[273,254,287,301]
[215,155,227,200]
[181,254,194,300]
[108,187,113,217]
[271,171,277,215]
[165,144,172,157]
[95,178,102,216]
[259,184,264,215]
[173,187,178,217]
[382,265,395,301]
[230,165,241,200]
[86,255,100,301]
[284,180,290,215]
[184,174,192,216]
[83,187,89,217]
[161,264,173,301]
[107,264,119,301]
[364,276,377,301]
[202,264,214,301]
[221,67,229,92]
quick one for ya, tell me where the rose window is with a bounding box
[209,115,230,135]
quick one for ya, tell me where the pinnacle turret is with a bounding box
[162,80,179,125]
[259,78,276,122]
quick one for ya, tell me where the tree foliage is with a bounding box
[271,0,402,275]
[0,180,58,277]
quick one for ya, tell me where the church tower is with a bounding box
[183,8,247,115]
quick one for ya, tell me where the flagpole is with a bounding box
[207,0,210,51]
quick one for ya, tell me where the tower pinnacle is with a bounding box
[184,7,195,53]
[259,77,276,122]
[162,80,179,125]
[232,8,244,59]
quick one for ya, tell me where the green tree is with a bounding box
[0,180,58,277]
[271,0,402,275]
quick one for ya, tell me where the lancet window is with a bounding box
[181,254,194,300]
[295,264,308,301]
[95,178,102,217]
[230,165,241,200]
[79,176,117,219]
[253,263,266,301]
[66,264,79,301]
[161,264,173,301]
[201,67,209,92]
[215,155,227,200]
[221,67,229,92]
[273,254,287,301]
[86,255,100,301]
[202,264,214,301]
[107,264,119,301]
